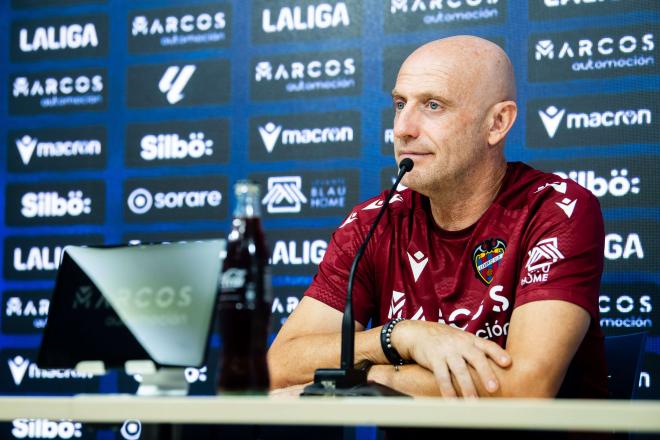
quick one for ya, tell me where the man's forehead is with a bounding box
[393,63,464,99]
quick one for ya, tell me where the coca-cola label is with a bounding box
[221,268,247,290]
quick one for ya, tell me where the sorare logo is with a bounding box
[11,14,108,62]
[10,68,107,115]
[531,156,657,209]
[251,49,361,101]
[7,125,107,172]
[5,181,105,226]
[128,3,231,53]
[249,111,361,161]
[529,25,658,82]
[384,0,506,34]
[125,118,229,167]
[3,234,103,281]
[526,92,659,148]
[124,175,228,222]
[126,59,230,108]
[252,0,361,44]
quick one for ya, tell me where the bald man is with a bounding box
[268,36,608,400]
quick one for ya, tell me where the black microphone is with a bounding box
[302,159,413,397]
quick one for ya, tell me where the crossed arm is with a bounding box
[267,296,590,397]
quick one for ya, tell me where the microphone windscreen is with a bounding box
[398,158,414,172]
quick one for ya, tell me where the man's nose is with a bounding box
[393,106,420,140]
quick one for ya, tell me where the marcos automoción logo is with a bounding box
[384,0,506,33]
[251,49,361,101]
[10,68,107,115]
[128,3,231,53]
[529,25,658,81]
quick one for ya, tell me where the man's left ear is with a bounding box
[487,101,517,147]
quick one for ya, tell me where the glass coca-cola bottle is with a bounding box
[217,180,271,393]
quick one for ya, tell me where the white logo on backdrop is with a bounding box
[261,176,308,213]
[258,123,283,153]
[159,65,196,104]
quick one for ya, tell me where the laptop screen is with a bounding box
[38,239,225,370]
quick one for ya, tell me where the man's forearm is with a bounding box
[268,327,387,389]
[368,364,442,396]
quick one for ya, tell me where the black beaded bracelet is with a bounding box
[380,317,407,367]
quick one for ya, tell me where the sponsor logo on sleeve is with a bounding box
[252,0,361,43]
[520,237,564,286]
[11,14,108,62]
[124,176,227,222]
[529,26,657,82]
[384,0,506,34]
[526,92,659,147]
[125,119,229,167]
[1,350,99,394]
[531,156,657,208]
[129,4,231,53]
[599,283,656,336]
[249,111,361,161]
[2,290,51,335]
[529,0,657,20]
[5,181,105,226]
[10,68,106,115]
[126,59,230,108]
[251,169,359,218]
[251,49,361,101]
[8,126,106,172]
[3,235,103,281]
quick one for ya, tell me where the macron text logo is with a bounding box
[159,65,196,104]
[538,106,565,138]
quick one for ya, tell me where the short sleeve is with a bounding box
[304,211,378,326]
[515,187,605,323]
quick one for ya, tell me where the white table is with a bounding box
[1,395,659,433]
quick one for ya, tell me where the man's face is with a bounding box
[392,51,488,195]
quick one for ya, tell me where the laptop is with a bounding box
[38,239,225,383]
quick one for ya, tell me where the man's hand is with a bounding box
[391,320,511,397]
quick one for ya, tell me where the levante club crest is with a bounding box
[472,238,507,285]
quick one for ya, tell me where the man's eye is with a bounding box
[429,101,440,110]
[394,101,405,110]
